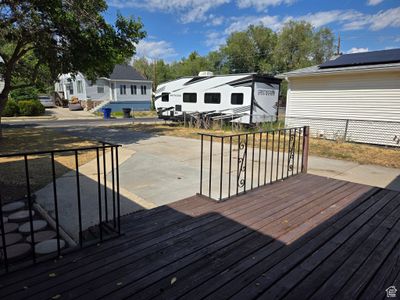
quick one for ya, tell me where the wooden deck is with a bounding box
[1,174,400,299]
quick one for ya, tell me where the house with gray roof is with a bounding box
[55,64,153,111]
[278,48,400,146]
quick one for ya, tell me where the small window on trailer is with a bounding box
[183,93,197,103]
[161,93,169,102]
[231,93,244,105]
[204,93,221,104]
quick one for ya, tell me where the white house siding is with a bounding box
[285,70,400,146]
[85,79,111,101]
[115,81,152,102]
[0,79,4,93]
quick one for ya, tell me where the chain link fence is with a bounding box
[284,116,400,147]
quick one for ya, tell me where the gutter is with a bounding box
[278,64,400,80]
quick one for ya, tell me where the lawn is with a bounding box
[0,127,100,203]
[124,123,400,169]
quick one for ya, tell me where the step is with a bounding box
[18,220,47,234]
[26,231,57,244]
[35,239,66,255]
[8,210,35,223]
[2,201,25,213]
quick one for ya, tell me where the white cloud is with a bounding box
[225,15,282,33]
[236,0,295,11]
[205,31,227,49]
[135,40,178,60]
[346,47,369,54]
[367,0,384,6]
[368,7,400,30]
[208,15,225,26]
[108,0,229,23]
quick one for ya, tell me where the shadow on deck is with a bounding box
[1,173,400,299]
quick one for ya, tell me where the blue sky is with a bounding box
[105,0,400,61]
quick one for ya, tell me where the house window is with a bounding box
[231,93,244,105]
[161,93,169,102]
[120,85,126,95]
[183,93,197,103]
[77,80,83,94]
[131,85,137,95]
[204,93,221,104]
[141,85,147,95]
[97,82,104,94]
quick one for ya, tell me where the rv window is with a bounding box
[161,93,169,102]
[204,93,221,104]
[231,93,244,105]
[183,93,197,103]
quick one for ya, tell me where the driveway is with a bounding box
[56,126,400,207]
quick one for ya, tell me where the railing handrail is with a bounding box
[0,141,121,158]
[199,126,309,201]
[197,126,304,139]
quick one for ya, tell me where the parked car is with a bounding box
[38,95,55,108]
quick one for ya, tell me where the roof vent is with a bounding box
[198,71,214,77]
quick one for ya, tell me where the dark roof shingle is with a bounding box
[109,64,147,80]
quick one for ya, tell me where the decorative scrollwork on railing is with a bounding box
[237,141,247,188]
[288,131,296,171]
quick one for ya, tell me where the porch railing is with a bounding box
[199,126,310,201]
[0,142,121,273]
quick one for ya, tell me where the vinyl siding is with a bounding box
[286,71,400,121]
[285,70,400,146]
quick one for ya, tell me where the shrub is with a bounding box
[18,100,45,116]
[2,99,20,117]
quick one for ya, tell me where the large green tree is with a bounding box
[222,25,277,73]
[0,0,146,119]
[274,21,334,73]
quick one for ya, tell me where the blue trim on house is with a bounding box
[102,101,151,112]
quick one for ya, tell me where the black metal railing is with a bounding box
[0,142,121,273]
[199,126,310,201]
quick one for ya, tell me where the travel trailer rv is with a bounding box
[154,72,281,124]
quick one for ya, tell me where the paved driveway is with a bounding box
[56,126,400,207]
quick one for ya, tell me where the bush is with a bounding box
[2,99,20,117]
[18,100,45,116]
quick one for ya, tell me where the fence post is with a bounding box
[301,126,310,173]
[344,119,349,141]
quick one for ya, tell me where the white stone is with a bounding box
[18,220,47,233]
[35,239,66,255]
[2,201,25,213]
[8,210,35,222]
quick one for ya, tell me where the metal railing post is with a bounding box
[24,155,36,263]
[0,191,8,272]
[301,126,310,173]
[51,152,61,257]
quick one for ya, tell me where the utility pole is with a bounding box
[337,33,341,55]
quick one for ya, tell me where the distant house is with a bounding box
[55,64,153,111]
[279,48,400,146]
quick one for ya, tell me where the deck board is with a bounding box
[1,174,399,300]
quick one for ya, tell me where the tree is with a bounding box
[0,0,146,129]
[273,21,335,73]
[222,25,277,74]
